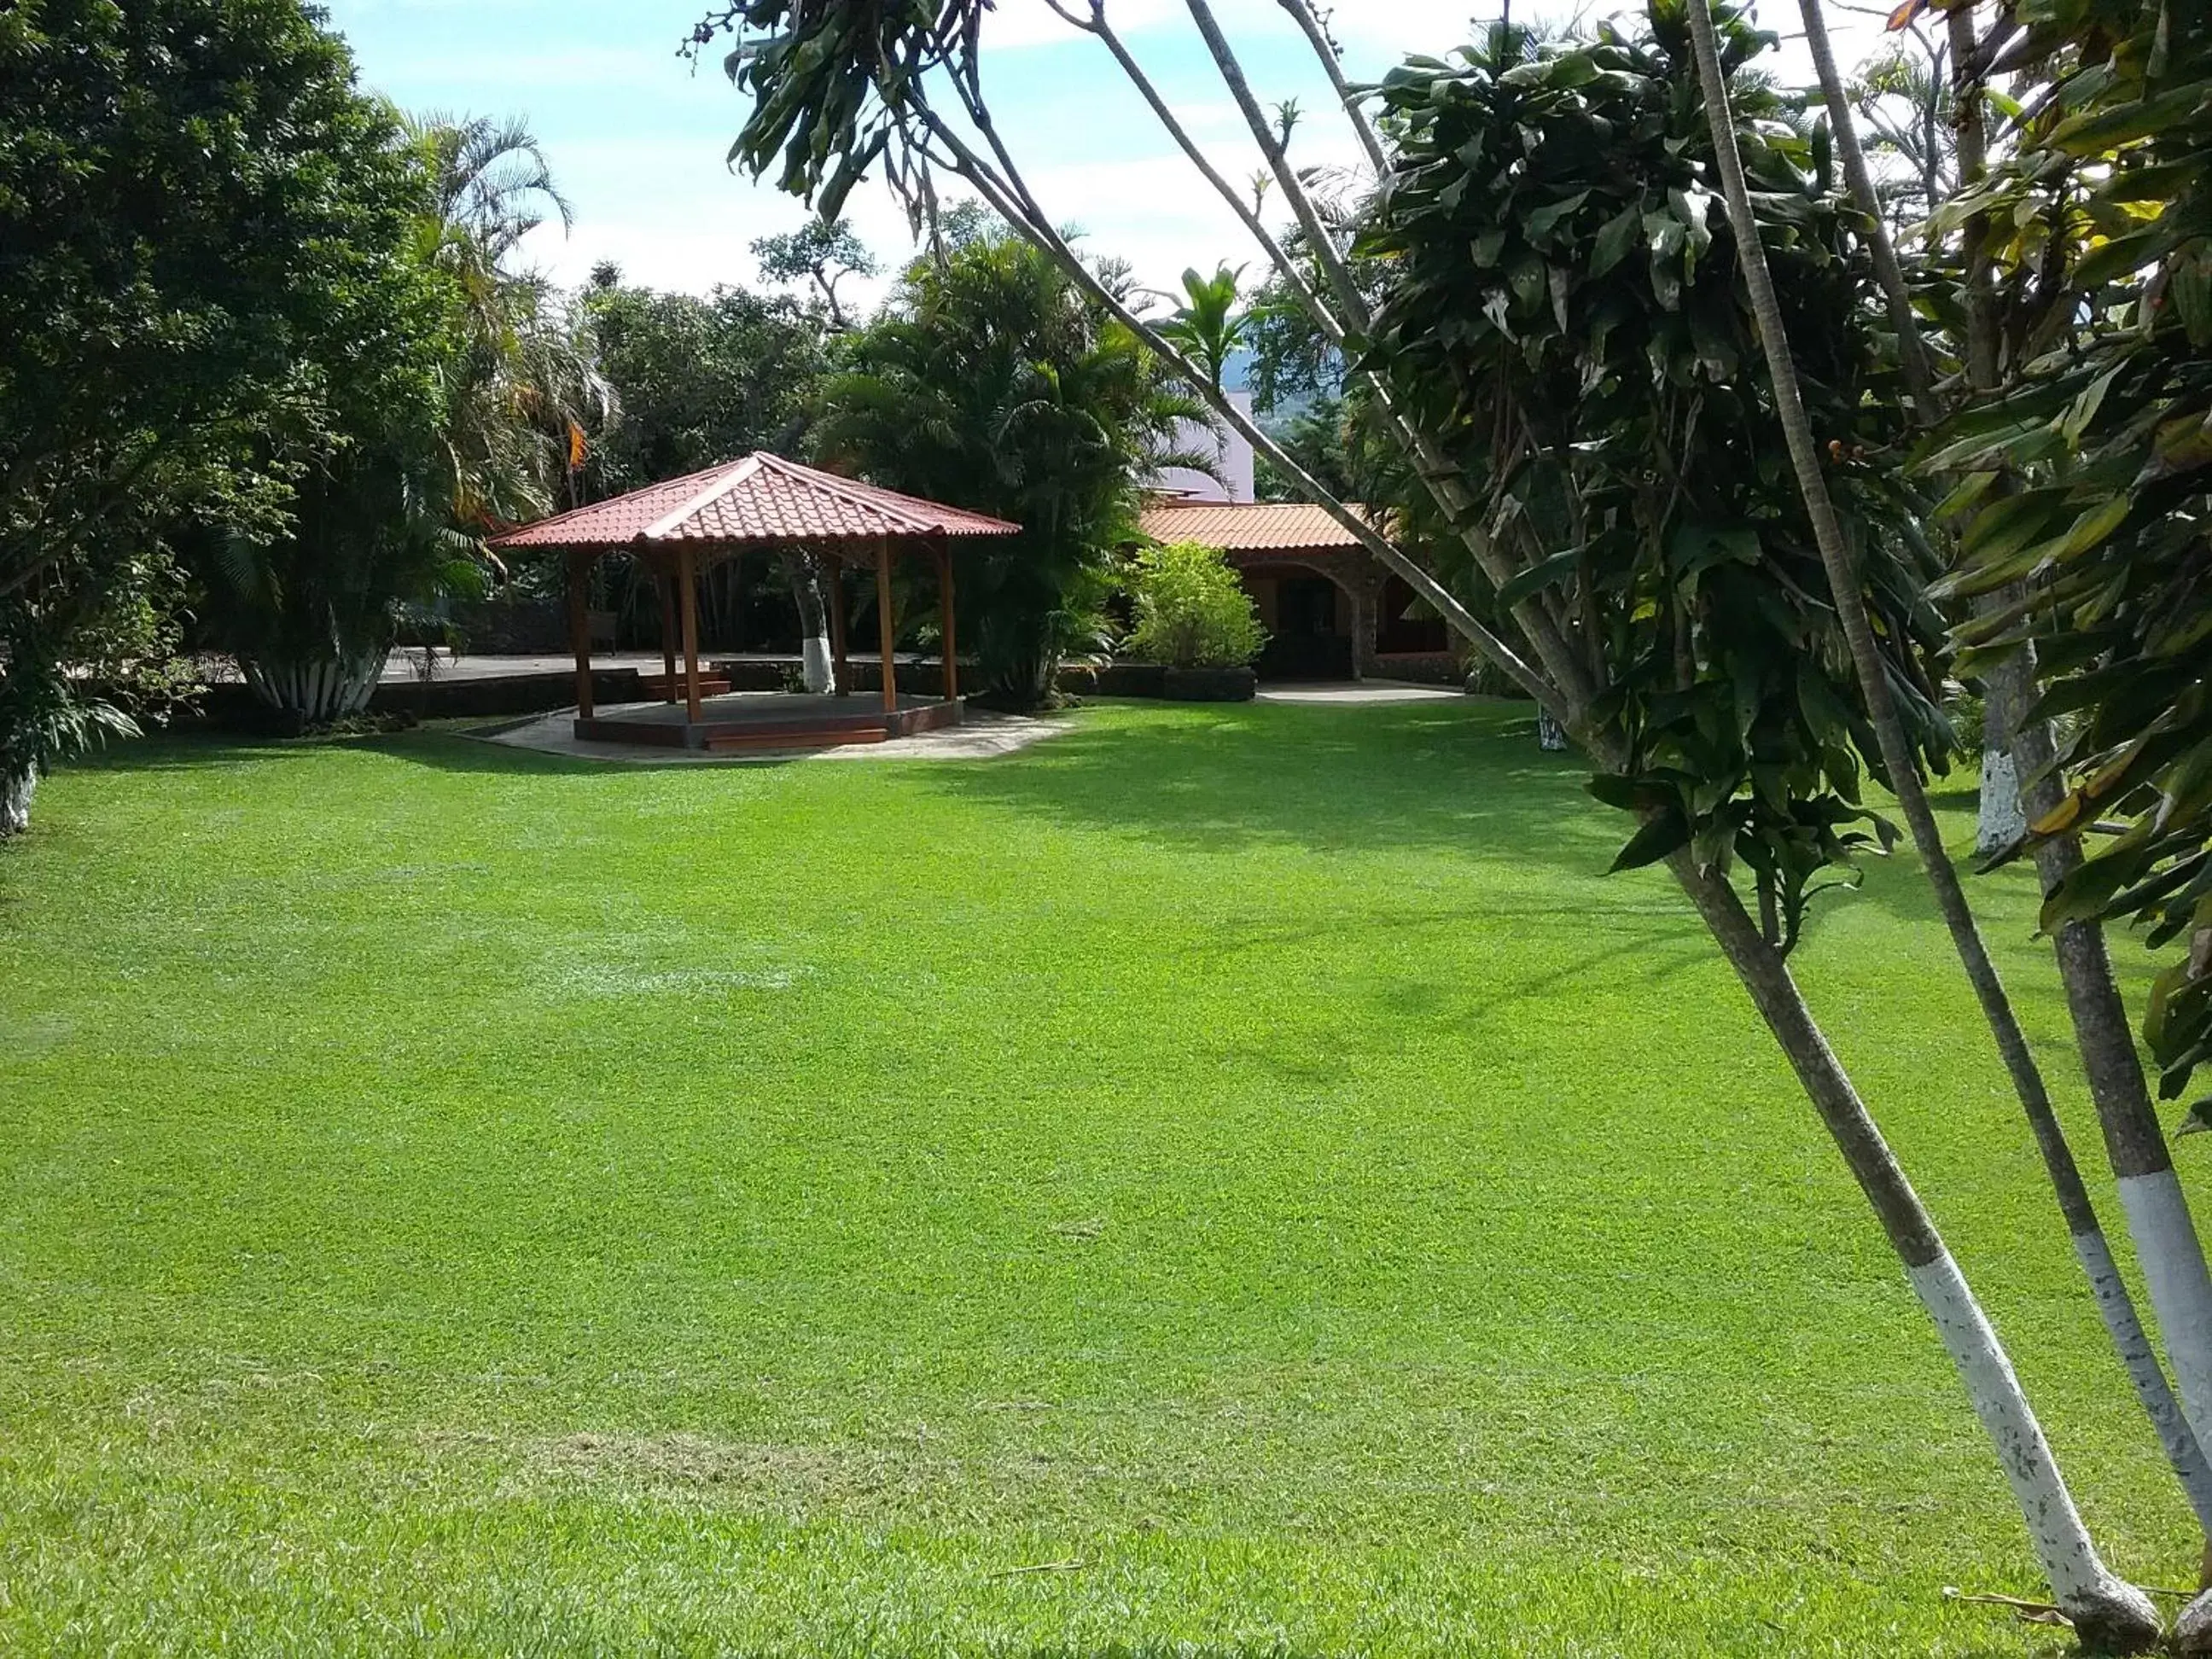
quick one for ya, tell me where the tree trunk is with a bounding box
[2014,693,2212,1453]
[1671,850,2161,1648]
[1976,746,2027,858]
[1796,0,1940,423]
[0,763,33,837]
[788,554,835,693]
[1977,647,2030,858]
[1681,0,2163,1633]
[242,649,387,725]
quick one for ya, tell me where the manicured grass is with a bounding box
[1,698,2203,1656]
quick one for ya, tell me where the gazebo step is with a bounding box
[703,725,890,753]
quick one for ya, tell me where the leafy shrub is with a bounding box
[1121,542,1266,670]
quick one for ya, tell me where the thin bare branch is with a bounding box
[1797,0,1941,422]
[1274,0,1389,176]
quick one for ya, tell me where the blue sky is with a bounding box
[320,1,1884,306]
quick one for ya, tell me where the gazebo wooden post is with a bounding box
[934,539,958,701]
[567,550,596,719]
[875,536,898,715]
[678,544,703,723]
[824,550,851,696]
[657,571,679,703]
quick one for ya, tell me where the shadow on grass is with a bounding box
[64,700,2005,969]
[56,726,711,780]
[915,698,2048,982]
[927,700,1627,874]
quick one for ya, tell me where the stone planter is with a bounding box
[1161,666,1257,702]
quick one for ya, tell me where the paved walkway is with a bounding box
[474,701,1066,765]
[1256,680,1465,705]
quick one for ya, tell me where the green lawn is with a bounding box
[1,698,2203,1656]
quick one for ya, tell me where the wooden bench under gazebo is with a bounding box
[487,453,1019,752]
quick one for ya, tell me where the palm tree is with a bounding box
[1155,263,1248,392]
[410,112,573,264]
[404,115,612,533]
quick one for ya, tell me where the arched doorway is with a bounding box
[1241,560,1358,681]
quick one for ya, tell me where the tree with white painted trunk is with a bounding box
[696,0,2165,1637]
[1670,1,2163,1631]
[787,553,838,692]
[1920,0,2212,1529]
[1785,0,2212,1540]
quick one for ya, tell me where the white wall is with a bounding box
[1150,389,1255,504]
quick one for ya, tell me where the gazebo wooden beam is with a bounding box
[567,550,596,719]
[824,549,851,696]
[875,536,898,716]
[678,544,703,722]
[657,574,678,704]
[934,538,958,702]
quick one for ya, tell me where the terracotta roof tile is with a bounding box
[489,453,1021,553]
[1138,500,1374,551]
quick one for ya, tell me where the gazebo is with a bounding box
[488,453,1020,751]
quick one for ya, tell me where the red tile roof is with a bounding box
[1138,499,1375,551]
[488,453,1022,553]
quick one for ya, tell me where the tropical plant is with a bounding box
[1931,0,2212,1109]
[813,233,1203,707]
[1121,542,1265,670]
[1892,3,2212,1553]
[0,547,193,835]
[201,114,613,724]
[1155,264,1249,393]
[410,114,612,533]
[203,428,480,725]
[410,112,573,265]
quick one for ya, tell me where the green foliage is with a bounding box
[585,284,830,492]
[750,218,879,329]
[0,0,449,804]
[411,112,573,265]
[410,115,614,533]
[1155,265,1249,393]
[701,0,983,219]
[1121,543,1266,670]
[1934,0,2212,1100]
[1362,9,1944,949]
[814,234,1201,708]
[190,113,556,723]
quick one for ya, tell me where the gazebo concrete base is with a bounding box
[574,692,963,753]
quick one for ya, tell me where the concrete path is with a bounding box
[1256,680,1466,705]
[473,701,1067,765]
